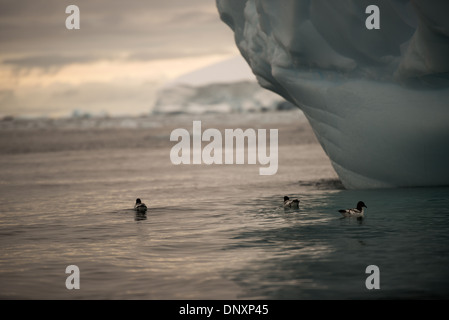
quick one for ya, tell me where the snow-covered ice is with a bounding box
[153,56,286,114]
[217,0,449,189]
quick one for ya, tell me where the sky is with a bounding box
[0,0,241,117]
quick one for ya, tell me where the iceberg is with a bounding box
[153,80,284,114]
[216,0,449,189]
[153,56,285,114]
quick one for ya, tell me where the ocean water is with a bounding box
[0,113,449,300]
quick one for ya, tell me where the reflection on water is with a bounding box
[134,212,147,222]
[1,146,449,299]
[297,178,345,190]
[227,187,449,299]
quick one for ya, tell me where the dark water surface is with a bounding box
[1,115,448,299]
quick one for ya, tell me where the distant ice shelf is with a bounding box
[217,0,449,189]
[153,80,286,114]
[153,56,287,115]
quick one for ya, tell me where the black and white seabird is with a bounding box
[134,198,148,212]
[284,196,300,208]
[338,201,367,218]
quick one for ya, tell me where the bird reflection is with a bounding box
[134,212,147,221]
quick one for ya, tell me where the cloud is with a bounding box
[2,80,161,117]
[0,0,234,69]
[0,0,240,117]
[3,53,110,71]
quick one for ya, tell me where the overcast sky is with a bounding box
[0,0,239,117]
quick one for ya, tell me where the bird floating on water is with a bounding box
[284,196,300,208]
[338,201,367,218]
[134,198,148,212]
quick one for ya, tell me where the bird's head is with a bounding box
[357,201,367,210]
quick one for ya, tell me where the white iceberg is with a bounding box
[153,56,286,114]
[217,0,449,189]
[153,80,285,114]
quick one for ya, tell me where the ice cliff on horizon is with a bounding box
[153,81,286,114]
[217,0,449,189]
[153,56,288,114]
